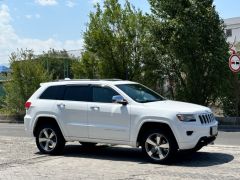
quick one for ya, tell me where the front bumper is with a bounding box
[195,135,217,149]
[174,120,218,150]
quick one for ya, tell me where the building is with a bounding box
[225,17,240,43]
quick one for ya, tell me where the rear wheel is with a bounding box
[141,129,177,164]
[36,124,65,155]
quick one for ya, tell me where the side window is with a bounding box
[93,86,119,103]
[63,86,91,102]
[226,29,232,37]
[39,85,65,100]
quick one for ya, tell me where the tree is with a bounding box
[36,49,76,79]
[149,0,230,106]
[221,42,240,116]
[83,0,152,81]
[72,51,99,79]
[3,49,51,114]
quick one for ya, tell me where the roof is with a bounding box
[224,17,240,25]
[40,79,137,87]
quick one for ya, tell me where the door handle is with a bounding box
[57,103,66,109]
[90,106,100,111]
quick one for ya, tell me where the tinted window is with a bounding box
[117,84,164,103]
[93,86,119,103]
[40,85,65,100]
[63,86,91,102]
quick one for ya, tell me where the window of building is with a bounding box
[226,29,232,37]
[63,85,91,102]
[39,85,66,100]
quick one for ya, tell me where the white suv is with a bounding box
[24,79,218,163]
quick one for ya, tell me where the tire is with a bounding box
[79,142,97,147]
[141,129,177,164]
[36,124,65,155]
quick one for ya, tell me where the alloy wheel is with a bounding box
[145,133,170,161]
[39,128,57,152]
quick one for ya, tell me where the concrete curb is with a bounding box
[0,114,24,124]
[0,120,23,124]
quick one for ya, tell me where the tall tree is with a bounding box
[84,0,151,80]
[149,0,230,105]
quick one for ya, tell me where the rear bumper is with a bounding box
[24,115,34,137]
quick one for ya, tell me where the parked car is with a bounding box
[24,79,218,163]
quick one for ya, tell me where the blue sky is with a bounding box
[0,0,239,65]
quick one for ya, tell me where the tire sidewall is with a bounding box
[36,124,65,155]
[141,129,177,164]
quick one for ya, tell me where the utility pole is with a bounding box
[64,58,69,78]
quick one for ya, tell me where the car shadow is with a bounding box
[174,150,234,167]
[50,144,234,167]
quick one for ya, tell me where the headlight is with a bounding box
[177,114,196,122]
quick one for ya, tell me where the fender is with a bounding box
[32,113,67,138]
[130,117,180,147]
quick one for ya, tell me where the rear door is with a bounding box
[56,85,91,138]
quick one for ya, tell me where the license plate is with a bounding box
[210,126,218,136]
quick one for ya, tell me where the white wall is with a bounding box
[225,17,240,43]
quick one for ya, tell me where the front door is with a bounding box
[88,86,131,141]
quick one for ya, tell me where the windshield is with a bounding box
[116,84,164,103]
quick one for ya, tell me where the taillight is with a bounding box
[25,102,32,110]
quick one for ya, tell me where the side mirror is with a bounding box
[112,95,128,105]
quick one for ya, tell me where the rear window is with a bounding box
[63,86,91,102]
[39,85,66,100]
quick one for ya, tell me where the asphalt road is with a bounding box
[0,123,239,146]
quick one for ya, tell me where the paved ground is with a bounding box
[0,124,240,179]
[0,135,239,180]
[0,124,27,137]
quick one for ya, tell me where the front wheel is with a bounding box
[36,124,65,155]
[141,129,177,164]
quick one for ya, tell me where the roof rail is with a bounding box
[57,78,123,82]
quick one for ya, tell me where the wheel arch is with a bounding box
[136,121,179,149]
[33,115,65,138]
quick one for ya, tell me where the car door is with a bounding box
[56,85,91,138]
[88,85,131,141]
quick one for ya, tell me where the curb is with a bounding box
[218,125,240,132]
[0,120,23,124]
[0,114,24,124]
